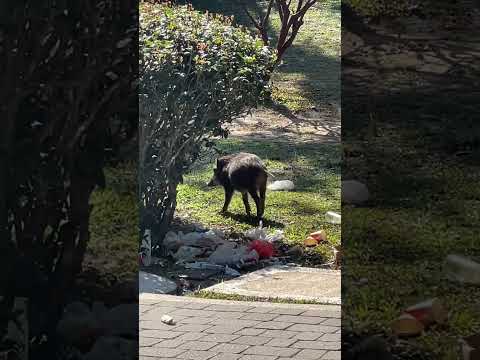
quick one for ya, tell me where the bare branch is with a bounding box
[240,1,270,45]
[242,5,261,29]
[262,0,275,28]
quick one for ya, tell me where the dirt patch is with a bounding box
[225,105,341,144]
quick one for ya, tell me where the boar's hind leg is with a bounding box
[222,187,234,213]
[259,181,266,219]
[248,188,262,220]
[242,192,251,216]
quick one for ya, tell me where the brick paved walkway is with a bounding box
[140,294,341,360]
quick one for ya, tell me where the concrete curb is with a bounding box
[203,265,341,305]
[140,293,341,311]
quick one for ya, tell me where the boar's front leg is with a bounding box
[222,187,234,213]
[241,192,251,216]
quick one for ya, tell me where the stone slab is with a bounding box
[203,265,340,305]
[139,271,177,294]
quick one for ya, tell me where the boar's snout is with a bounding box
[207,176,217,187]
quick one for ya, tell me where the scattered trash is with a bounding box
[243,249,259,265]
[161,315,175,325]
[248,240,275,259]
[139,229,152,266]
[304,230,327,247]
[185,262,225,271]
[225,266,241,277]
[150,256,166,266]
[310,230,327,243]
[342,180,370,205]
[172,246,204,263]
[203,229,225,242]
[163,231,181,251]
[208,243,258,266]
[285,245,304,257]
[391,313,424,337]
[183,262,240,278]
[325,211,341,224]
[180,231,204,243]
[404,298,447,326]
[304,237,318,247]
[245,227,265,241]
[461,333,480,360]
[179,268,223,281]
[266,230,284,243]
[444,254,480,285]
[392,298,447,338]
[267,180,295,191]
[245,227,284,243]
[163,229,226,254]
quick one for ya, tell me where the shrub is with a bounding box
[139,2,276,243]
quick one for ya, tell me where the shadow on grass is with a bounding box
[222,211,285,228]
[343,87,480,209]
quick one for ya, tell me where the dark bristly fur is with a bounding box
[207,152,268,220]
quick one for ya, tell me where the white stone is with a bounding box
[267,180,295,191]
[161,315,175,325]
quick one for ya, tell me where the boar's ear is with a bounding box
[217,158,226,169]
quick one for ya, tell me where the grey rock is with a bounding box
[139,271,177,294]
[342,180,370,205]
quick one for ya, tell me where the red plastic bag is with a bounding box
[248,240,275,259]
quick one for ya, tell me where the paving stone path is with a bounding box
[140,294,341,360]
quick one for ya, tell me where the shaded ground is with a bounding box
[342,9,480,359]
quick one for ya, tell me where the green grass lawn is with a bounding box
[176,139,341,261]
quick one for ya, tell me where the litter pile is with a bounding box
[138,212,342,291]
[389,254,480,360]
[140,225,286,281]
[302,211,342,270]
